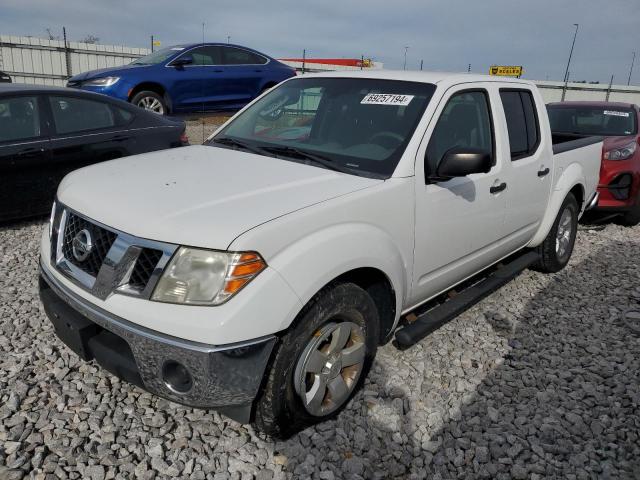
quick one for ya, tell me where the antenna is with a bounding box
[201,22,205,142]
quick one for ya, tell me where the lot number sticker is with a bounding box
[604,110,630,117]
[361,94,414,106]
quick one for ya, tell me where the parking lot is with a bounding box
[1,217,638,479]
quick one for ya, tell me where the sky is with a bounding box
[1,0,639,85]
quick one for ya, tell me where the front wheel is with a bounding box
[532,193,579,273]
[131,90,167,115]
[254,283,379,438]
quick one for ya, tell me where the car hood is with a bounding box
[57,145,381,249]
[69,64,148,82]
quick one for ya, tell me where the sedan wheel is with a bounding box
[137,95,164,114]
[555,206,574,262]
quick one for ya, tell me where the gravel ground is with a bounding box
[183,115,232,145]
[1,220,639,479]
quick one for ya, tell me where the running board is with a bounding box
[393,251,540,350]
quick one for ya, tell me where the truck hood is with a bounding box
[57,145,381,249]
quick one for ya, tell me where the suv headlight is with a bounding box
[151,248,266,305]
[82,76,120,87]
[604,141,637,160]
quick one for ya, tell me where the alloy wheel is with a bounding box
[294,321,366,416]
[137,96,164,114]
[555,206,574,261]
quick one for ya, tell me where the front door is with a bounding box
[410,85,510,306]
[169,46,225,112]
[0,94,52,220]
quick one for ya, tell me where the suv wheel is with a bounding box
[254,283,379,438]
[131,91,166,115]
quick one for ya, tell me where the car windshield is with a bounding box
[131,47,184,65]
[548,105,638,136]
[207,77,436,177]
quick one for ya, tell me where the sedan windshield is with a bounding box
[131,47,184,66]
[548,105,637,136]
[207,77,436,177]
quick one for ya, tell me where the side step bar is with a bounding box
[393,251,540,350]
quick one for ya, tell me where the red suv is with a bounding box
[548,101,640,225]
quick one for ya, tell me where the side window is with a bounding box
[187,46,222,66]
[499,89,540,160]
[222,47,267,65]
[426,90,494,174]
[0,96,41,142]
[113,106,134,125]
[49,96,115,134]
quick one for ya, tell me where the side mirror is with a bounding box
[428,147,492,182]
[172,54,194,68]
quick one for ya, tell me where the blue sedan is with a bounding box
[67,43,296,115]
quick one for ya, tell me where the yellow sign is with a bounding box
[152,40,161,47]
[489,65,523,77]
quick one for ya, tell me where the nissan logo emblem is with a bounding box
[72,229,93,262]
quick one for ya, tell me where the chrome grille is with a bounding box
[61,212,117,277]
[51,204,177,301]
[129,248,163,291]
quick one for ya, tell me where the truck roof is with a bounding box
[302,69,536,88]
[547,100,638,110]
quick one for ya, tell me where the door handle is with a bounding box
[17,147,45,156]
[490,182,507,194]
[537,167,550,177]
[110,135,130,142]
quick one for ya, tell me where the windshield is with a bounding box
[548,105,637,137]
[207,77,436,177]
[131,46,184,65]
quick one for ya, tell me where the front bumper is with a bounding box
[39,264,276,423]
[595,160,639,211]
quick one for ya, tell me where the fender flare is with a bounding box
[265,222,408,332]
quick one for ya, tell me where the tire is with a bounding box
[616,197,640,227]
[131,90,167,115]
[254,283,379,438]
[532,193,579,273]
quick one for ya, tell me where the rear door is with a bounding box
[47,94,135,185]
[0,94,52,220]
[497,88,550,247]
[411,84,510,305]
[218,46,269,108]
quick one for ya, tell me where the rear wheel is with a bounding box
[254,283,379,438]
[532,193,579,273]
[131,90,166,115]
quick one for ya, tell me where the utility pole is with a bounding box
[302,49,306,75]
[361,55,364,70]
[227,36,231,44]
[151,35,154,52]
[561,23,579,101]
[468,64,471,73]
[606,74,614,101]
[628,51,636,86]
[420,59,423,71]
[403,46,409,70]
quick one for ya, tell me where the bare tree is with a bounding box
[80,35,100,44]
[45,28,60,40]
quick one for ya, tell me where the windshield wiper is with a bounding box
[260,145,355,175]
[211,137,269,156]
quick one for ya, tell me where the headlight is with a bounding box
[82,76,120,87]
[604,141,637,160]
[151,248,266,305]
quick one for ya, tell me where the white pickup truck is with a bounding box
[39,71,602,437]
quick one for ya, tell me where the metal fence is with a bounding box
[535,80,640,105]
[0,35,150,86]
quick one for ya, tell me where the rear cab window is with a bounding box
[499,89,540,160]
[547,105,638,137]
[0,95,42,143]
